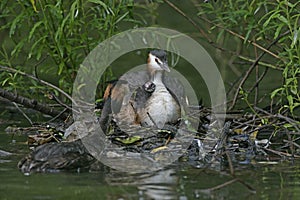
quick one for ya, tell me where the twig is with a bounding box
[225,150,234,175]
[0,65,76,106]
[248,67,269,94]
[214,25,280,59]
[46,108,69,123]
[234,56,281,70]
[253,106,274,116]
[190,0,281,60]
[48,92,73,111]
[263,147,300,158]
[196,178,238,193]
[229,30,290,110]
[12,102,33,125]
[162,0,228,53]
[254,44,259,107]
[0,87,69,120]
[286,131,295,158]
[196,176,256,194]
[276,114,300,132]
[33,55,48,78]
[283,139,300,150]
[162,0,212,43]
[147,112,158,128]
[235,178,256,194]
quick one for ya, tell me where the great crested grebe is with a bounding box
[138,49,180,128]
[99,49,184,132]
[18,50,187,173]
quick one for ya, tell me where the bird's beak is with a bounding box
[161,62,170,72]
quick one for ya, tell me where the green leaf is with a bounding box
[262,11,279,28]
[283,123,293,129]
[88,0,110,14]
[278,15,288,24]
[11,38,26,57]
[70,1,79,21]
[286,78,295,85]
[244,28,253,43]
[271,88,283,98]
[58,62,65,75]
[274,23,284,39]
[261,118,268,125]
[115,136,142,145]
[9,12,25,37]
[287,95,293,106]
[29,21,44,41]
[2,77,11,86]
[215,28,224,43]
[114,11,129,25]
[291,28,299,48]
[290,85,298,95]
[30,0,38,12]
[28,35,47,59]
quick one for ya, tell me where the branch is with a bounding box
[12,102,33,125]
[162,0,225,52]
[0,65,76,106]
[229,31,290,110]
[0,87,69,120]
[164,0,281,60]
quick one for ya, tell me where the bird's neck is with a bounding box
[150,70,164,85]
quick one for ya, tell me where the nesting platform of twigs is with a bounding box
[6,105,300,174]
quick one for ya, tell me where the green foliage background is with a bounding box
[0,0,136,101]
[0,0,299,121]
[199,0,300,115]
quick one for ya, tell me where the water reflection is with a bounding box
[1,132,300,200]
[106,168,178,199]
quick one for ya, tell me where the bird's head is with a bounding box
[147,49,170,75]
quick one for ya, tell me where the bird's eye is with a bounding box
[155,58,160,64]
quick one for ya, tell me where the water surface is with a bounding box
[1,128,300,200]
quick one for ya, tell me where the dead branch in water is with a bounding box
[0,87,69,120]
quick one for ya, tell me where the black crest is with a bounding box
[150,49,167,62]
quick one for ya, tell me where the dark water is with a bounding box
[1,130,300,200]
[0,1,297,200]
[1,107,299,199]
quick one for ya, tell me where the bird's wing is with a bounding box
[163,74,188,110]
[119,70,149,90]
[99,70,151,132]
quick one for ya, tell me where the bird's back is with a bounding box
[99,70,186,132]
